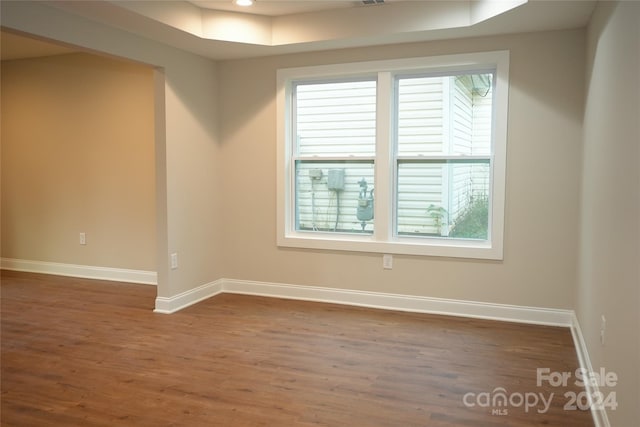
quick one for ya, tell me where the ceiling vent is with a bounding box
[361,0,384,5]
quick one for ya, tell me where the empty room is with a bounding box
[1,1,638,426]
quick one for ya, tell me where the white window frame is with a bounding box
[277,51,509,260]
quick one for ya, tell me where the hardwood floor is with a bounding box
[1,270,593,426]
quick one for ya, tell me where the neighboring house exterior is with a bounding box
[295,73,493,238]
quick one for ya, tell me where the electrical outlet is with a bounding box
[79,232,86,245]
[600,315,606,345]
[383,254,393,270]
[170,253,179,270]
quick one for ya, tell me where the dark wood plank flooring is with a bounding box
[1,270,593,426]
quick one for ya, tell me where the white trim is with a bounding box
[221,278,572,326]
[374,70,393,242]
[1,258,157,285]
[153,277,572,326]
[153,279,224,314]
[570,313,611,427]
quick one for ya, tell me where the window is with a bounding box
[277,52,509,259]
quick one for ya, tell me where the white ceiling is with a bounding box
[1,0,597,61]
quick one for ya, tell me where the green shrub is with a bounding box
[450,195,489,239]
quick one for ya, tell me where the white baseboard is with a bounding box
[3,259,571,326]
[221,279,573,326]
[1,258,157,285]
[156,278,573,327]
[154,279,223,314]
[570,313,611,427]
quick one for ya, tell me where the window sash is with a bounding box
[394,158,491,239]
[293,78,377,158]
[392,70,495,241]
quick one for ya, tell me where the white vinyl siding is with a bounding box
[449,77,492,234]
[452,77,473,155]
[396,77,444,155]
[472,86,492,154]
[296,80,376,157]
[396,77,445,234]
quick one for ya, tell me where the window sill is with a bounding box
[278,232,503,260]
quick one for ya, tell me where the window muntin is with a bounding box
[277,52,509,260]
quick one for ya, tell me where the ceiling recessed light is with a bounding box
[234,0,254,6]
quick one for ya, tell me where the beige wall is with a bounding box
[217,29,585,309]
[578,2,640,425]
[1,2,223,298]
[1,53,156,271]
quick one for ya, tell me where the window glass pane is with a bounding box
[295,80,377,157]
[397,73,493,156]
[296,161,375,234]
[397,161,490,239]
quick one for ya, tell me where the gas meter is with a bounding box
[357,178,374,230]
